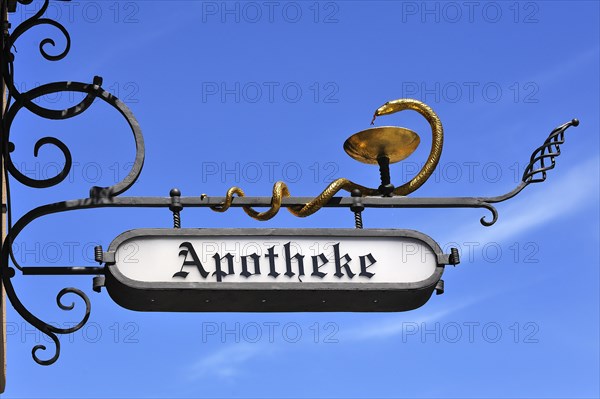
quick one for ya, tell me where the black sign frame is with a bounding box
[102,228,454,312]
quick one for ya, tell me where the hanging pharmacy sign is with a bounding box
[101,228,457,312]
[1,0,579,366]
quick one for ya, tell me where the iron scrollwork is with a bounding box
[0,0,144,365]
[0,0,579,365]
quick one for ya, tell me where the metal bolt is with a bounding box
[449,247,460,265]
[350,189,364,229]
[94,245,103,263]
[169,188,182,228]
[92,275,105,293]
[435,279,445,295]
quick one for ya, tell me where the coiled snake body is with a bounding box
[211,98,444,221]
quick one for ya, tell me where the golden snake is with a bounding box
[211,98,444,221]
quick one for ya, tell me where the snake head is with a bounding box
[371,101,396,125]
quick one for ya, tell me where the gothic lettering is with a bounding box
[333,243,355,279]
[284,242,305,279]
[173,242,209,279]
[173,241,375,282]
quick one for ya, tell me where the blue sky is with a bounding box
[2,1,599,398]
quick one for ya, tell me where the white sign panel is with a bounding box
[114,235,437,284]
[103,228,452,312]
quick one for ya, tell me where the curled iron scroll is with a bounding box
[2,79,145,195]
[1,0,145,365]
[2,0,72,111]
[0,78,145,364]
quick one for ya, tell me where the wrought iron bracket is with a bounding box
[0,0,580,365]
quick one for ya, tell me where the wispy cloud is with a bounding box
[184,156,598,380]
[343,295,485,342]
[529,45,599,87]
[187,342,277,381]
[444,155,599,245]
[344,155,599,343]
